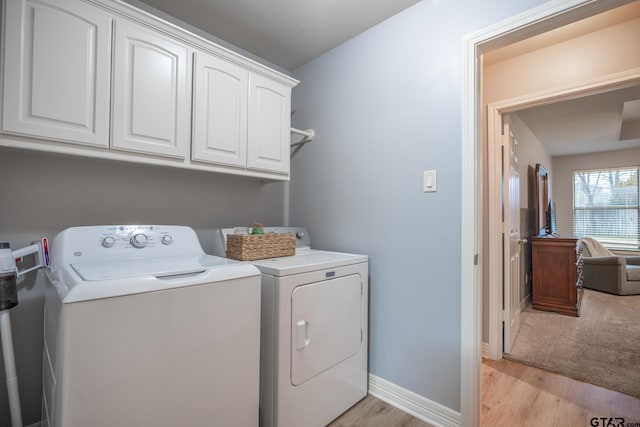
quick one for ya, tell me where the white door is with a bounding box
[2,0,111,147]
[247,74,290,174]
[503,115,522,354]
[112,19,190,158]
[192,51,248,167]
[290,275,362,386]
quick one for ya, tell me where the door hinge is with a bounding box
[500,310,506,322]
[474,253,479,265]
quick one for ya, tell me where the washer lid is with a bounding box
[71,255,234,281]
[52,255,259,303]
[250,250,367,276]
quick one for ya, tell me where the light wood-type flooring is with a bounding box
[482,358,640,426]
[328,394,431,427]
[330,359,640,426]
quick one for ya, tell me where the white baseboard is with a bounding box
[482,341,489,359]
[368,374,461,427]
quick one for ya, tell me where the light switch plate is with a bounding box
[423,170,437,192]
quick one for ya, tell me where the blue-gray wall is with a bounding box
[290,0,547,411]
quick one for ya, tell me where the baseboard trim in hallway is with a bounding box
[368,374,461,427]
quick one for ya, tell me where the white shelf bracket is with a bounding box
[290,127,315,147]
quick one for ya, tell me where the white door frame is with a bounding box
[460,1,637,425]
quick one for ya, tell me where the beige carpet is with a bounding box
[506,289,640,397]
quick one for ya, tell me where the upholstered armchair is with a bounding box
[580,237,640,295]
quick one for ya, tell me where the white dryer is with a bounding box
[43,225,261,427]
[213,227,368,427]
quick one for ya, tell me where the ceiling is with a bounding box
[132,0,420,70]
[515,85,640,157]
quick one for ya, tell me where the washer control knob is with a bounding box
[130,233,149,248]
[161,234,173,245]
[295,231,305,239]
[101,236,116,248]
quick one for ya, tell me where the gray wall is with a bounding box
[0,148,285,425]
[511,112,553,304]
[510,113,553,210]
[289,0,547,411]
[552,147,640,238]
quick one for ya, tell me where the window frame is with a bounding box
[572,165,640,250]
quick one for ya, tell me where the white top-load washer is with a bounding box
[43,225,261,427]
[212,227,368,427]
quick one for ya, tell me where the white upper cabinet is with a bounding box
[2,0,112,147]
[192,52,291,176]
[248,74,291,174]
[1,0,297,179]
[192,51,248,167]
[111,19,190,159]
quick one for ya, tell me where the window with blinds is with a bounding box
[573,167,639,249]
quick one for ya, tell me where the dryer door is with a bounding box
[290,274,362,386]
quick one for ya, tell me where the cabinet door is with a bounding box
[2,0,111,147]
[192,52,248,167]
[247,74,290,174]
[112,19,189,158]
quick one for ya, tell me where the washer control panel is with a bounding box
[97,225,176,250]
[54,225,202,265]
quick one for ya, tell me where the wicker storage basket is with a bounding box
[226,233,296,261]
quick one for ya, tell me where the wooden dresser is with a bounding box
[531,237,584,317]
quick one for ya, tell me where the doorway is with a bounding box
[461,1,640,425]
[485,74,640,360]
